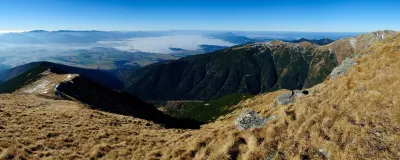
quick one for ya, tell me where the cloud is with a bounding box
[97,35,236,54]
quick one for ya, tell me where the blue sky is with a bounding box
[0,0,399,32]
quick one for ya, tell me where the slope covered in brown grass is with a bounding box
[0,94,188,159]
[1,33,400,159]
[325,30,397,63]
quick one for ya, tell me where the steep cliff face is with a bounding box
[122,41,338,101]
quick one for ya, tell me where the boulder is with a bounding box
[235,110,279,130]
[235,110,266,130]
[275,90,307,105]
[329,57,356,80]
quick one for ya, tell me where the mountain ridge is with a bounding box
[0,63,202,129]
[0,32,399,160]
[121,41,337,101]
[0,62,124,92]
[121,31,396,101]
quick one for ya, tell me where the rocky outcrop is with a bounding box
[326,30,397,63]
[235,110,278,130]
[329,57,357,80]
[275,90,308,105]
[235,110,266,130]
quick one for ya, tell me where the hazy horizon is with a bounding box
[1,0,399,32]
[0,30,370,33]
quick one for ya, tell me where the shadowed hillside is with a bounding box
[121,31,396,101]
[121,41,337,101]
[0,32,399,160]
[55,75,202,129]
[0,62,124,91]
[288,38,335,45]
[0,62,202,129]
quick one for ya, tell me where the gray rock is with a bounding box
[264,152,277,160]
[275,90,307,105]
[235,110,266,130]
[266,115,279,122]
[318,149,329,159]
[329,57,357,80]
[235,110,279,130]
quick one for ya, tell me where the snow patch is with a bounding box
[22,80,50,93]
[54,84,60,92]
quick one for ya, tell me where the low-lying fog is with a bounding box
[98,35,236,54]
[0,35,235,68]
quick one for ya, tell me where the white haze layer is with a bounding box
[97,35,236,54]
[0,35,235,67]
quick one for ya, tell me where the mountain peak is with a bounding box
[27,30,49,33]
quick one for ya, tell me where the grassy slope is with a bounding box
[124,42,338,101]
[1,33,399,159]
[0,62,124,90]
[163,93,254,123]
[152,33,400,159]
[0,63,51,93]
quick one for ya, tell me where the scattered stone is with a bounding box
[235,110,266,130]
[265,115,279,122]
[235,110,279,130]
[235,110,265,130]
[264,152,277,160]
[355,87,368,92]
[276,92,294,105]
[329,57,357,80]
[269,103,276,108]
[275,90,307,105]
[374,130,383,136]
[318,149,329,159]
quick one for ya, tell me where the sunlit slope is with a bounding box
[150,32,400,159]
[122,31,396,101]
[326,30,396,63]
[1,33,399,160]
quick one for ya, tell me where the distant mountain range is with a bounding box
[1,31,399,160]
[0,30,255,44]
[1,30,396,102]
[287,38,335,45]
[0,30,170,44]
[208,32,256,44]
[0,31,259,71]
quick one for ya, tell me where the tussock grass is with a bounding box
[1,33,400,159]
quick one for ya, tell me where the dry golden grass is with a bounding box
[0,94,190,159]
[326,31,396,64]
[14,72,78,96]
[1,33,400,159]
